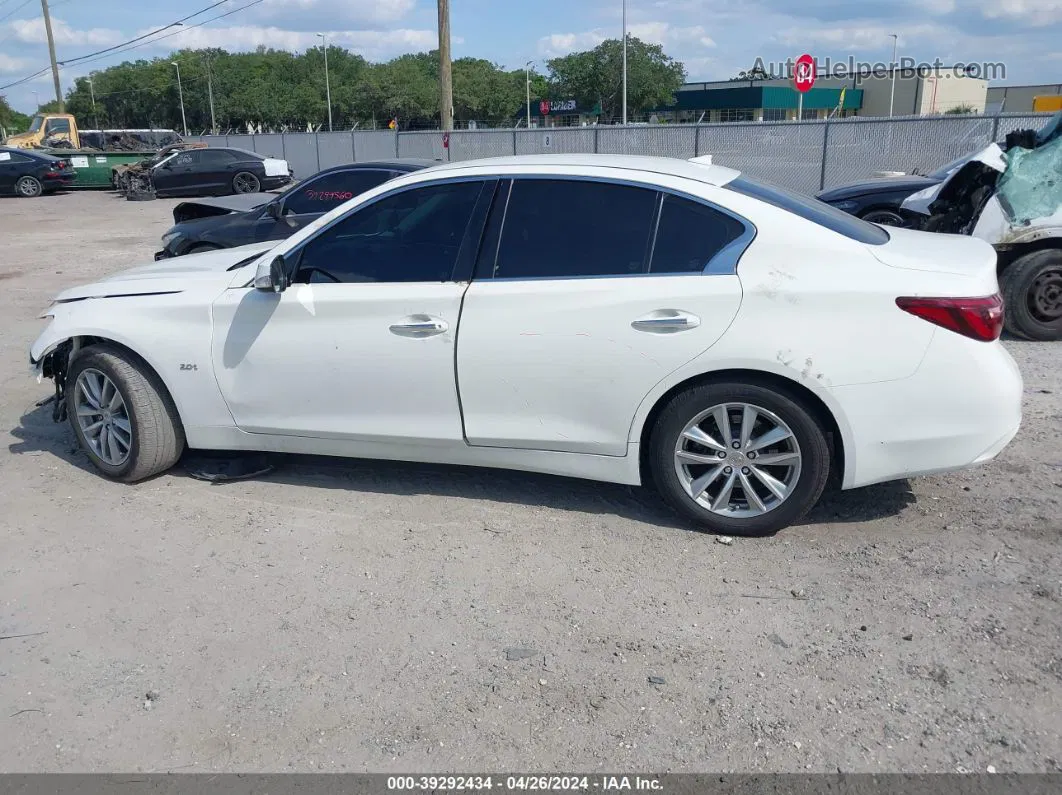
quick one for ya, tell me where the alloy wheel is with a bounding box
[16,176,41,197]
[673,402,802,518]
[74,368,132,466]
[233,172,260,193]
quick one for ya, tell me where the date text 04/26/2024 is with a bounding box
[386,777,663,792]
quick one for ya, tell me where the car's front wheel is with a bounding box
[861,208,907,227]
[1000,249,1062,341]
[648,382,832,536]
[66,345,185,482]
[232,171,261,194]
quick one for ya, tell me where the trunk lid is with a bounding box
[868,225,998,292]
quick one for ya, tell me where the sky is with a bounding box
[2,0,1061,113]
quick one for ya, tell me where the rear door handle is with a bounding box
[631,310,701,334]
[389,314,449,338]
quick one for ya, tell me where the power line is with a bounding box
[58,0,231,67]
[0,0,34,24]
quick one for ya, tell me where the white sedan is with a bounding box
[30,154,1023,536]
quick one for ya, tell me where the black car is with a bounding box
[815,152,976,227]
[155,159,437,259]
[149,146,294,198]
[0,147,75,197]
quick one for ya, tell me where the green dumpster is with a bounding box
[42,149,154,189]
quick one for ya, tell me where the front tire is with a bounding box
[232,171,261,194]
[648,382,831,536]
[1000,249,1062,341]
[16,175,43,198]
[66,346,185,482]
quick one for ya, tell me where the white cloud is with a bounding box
[775,23,945,52]
[0,53,33,74]
[537,30,608,57]
[260,0,416,25]
[977,0,1062,23]
[144,24,437,60]
[6,17,122,47]
[628,21,716,48]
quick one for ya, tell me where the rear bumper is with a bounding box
[262,176,291,191]
[833,330,1023,489]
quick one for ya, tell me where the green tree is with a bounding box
[944,104,976,115]
[0,95,32,133]
[546,36,685,119]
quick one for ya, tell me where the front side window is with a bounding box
[650,195,748,273]
[293,180,483,284]
[284,170,394,215]
[492,179,657,279]
[173,152,198,167]
[28,116,44,133]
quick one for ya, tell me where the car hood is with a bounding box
[53,242,275,302]
[172,193,274,223]
[817,175,940,202]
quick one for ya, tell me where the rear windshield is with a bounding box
[725,175,890,245]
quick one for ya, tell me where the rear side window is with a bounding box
[493,179,656,278]
[199,149,235,163]
[725,175,890,245]
[284,169,393,215]
[650,195,747,273]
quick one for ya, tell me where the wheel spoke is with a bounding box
[76,405,103,417]
[746,425,791,453]
[677,449,723,466]
[83,419,104,438]
[106,428,122,462]
[739,471,767,514]
[751,465,789,500]
[739,404,758,448]
[682,425,726,453]
[751,451,800,466]
[108,387,123,411]
[712,405,733,447]
[112,416,131,435]
[710,470,738,511]
[689,465,726,499]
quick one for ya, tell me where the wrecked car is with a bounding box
[112,142,207,192]
[902,112,1062,341]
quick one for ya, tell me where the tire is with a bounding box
[185,243,222,255]
[648,382,832,537]
[66,345,185,482]
[1000,249,1062,341]
[232,171,261,194]
[15,175,43,198]
[861,208,907,227]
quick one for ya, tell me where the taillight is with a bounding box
[895,294,1004,342]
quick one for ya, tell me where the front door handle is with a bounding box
[631,310,701,334]
[389,314,449,338]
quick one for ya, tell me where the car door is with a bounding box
[0,150,20,191]
[153,151,198,195]
[210,177,495,443]
[456,176,749,456]
[253,167,397,242]
[196,149,237,192]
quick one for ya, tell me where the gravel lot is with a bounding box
[0,190,1060,774]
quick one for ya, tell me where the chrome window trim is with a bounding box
[483,173,757,282]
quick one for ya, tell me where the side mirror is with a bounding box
[264,201,281,219]
[254,255,289,294]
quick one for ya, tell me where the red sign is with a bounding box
[442,132,450,149]
[539,100,550,115]
[793,53,815,93]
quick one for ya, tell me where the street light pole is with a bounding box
[171,61,188,137]
[888,34,898,118]
[621,0,627,125]
[316,33,332,132]
[525,60,533,128]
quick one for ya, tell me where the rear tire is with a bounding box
[66,345,185,482]
[232,171,261,194]
[648,382,832,537]
[15,175,42,198]
[1000,250,1062,341]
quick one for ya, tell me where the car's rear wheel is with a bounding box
[232,171,261,194]
[66,345,185,482]
[1000,249,1062,341]
[648,382,831,536]
[16,176,43,198]
[861,208,906,227]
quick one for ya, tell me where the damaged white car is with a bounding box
[30,155,1023,536]
[903,112,1062,340]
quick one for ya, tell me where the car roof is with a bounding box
[311,158,439,175]
[0,146,50,160]
[419,154,741,186]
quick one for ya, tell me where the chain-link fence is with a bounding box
[187,112,1050,195]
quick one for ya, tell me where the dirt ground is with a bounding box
[0,190,1060,774]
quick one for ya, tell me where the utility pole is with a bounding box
[316,33,332,131]
[206,60,217,134]
[438,0,453,131]
[87,74,98,128]
[525,60,533,128]
[171,61,188,137]
[40,0,63,112]
[621,0,627,125]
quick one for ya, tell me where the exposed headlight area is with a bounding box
[161,230,184,249]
